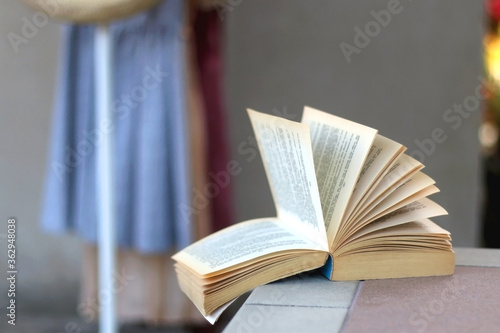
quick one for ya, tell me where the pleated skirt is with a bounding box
[41,0,194,253]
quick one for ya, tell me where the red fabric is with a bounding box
[194,10,235,231]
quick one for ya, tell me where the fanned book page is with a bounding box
[248,109,328,249]
[301,106,378,246]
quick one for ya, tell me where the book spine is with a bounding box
[320,254,334,280]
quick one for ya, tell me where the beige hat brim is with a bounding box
[22,0,164,23]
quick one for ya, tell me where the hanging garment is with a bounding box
[41,0,193,253]
[194,9,235,232]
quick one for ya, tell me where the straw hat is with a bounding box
[22,0,164,23]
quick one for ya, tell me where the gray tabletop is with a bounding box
[223,247,500,333]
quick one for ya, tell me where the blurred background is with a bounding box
[0,0,486,332]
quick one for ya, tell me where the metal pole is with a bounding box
[95,24,117,333]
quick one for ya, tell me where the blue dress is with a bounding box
[41,0,192,254]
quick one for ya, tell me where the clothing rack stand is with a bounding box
[95,24,117,333]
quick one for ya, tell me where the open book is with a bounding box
[173,107,454,321]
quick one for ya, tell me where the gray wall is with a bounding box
[0,0,81,313]
[225,0,483,246]
[0,0,483,313]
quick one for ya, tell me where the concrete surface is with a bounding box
[223,248,500,333]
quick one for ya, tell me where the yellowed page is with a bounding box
[343,135,405,229]
[335,219,451,256]
[354,172,437,226]
[358,218,450,239]
[349,153,423,224]
[248,109,328,248]
[370,197,447,225]
[301,106,377,247]
[335,197,447,252]
[204,299,236,324]
[341,187,439,244]
[361,185,438,225]
[332,250,455,280]
[173,219,326,276]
